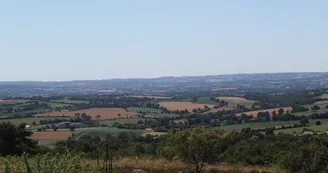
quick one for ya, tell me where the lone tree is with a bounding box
[316,121,322,126]
[300,118,310,127]
[168,127,225,173]
[52,125,58,132]
[311,105,320,112]
[191,97,198,103]
[69,126,76,132]
[278,108,285,116]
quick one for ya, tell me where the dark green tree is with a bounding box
[278,108,285,116]
[168,127,225,173]
[0,122,37,155]
[311,105,320,112]
[300,119,310,127]
[316,121,322,126]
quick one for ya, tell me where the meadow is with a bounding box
[293,108,328,116]
[126,107,162,113]
[221,120,301,132]
[216,97,255,108]
[50,99,89,104]
[0,117,63,126]
[98,118,141,125]
[275,119,328,134]
[72,127,144,140]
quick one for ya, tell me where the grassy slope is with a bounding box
[50,100,89,104]
[98,118,141,125]
[275,119,328,134]
[73,127,143,139]
[196,97,218,105]
[126,107,162,113]
[293,108,328,116]
[0,117,68,126]
[221,121,301,132]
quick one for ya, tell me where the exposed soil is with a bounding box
[33,108,139,120]
[30,132,74,140]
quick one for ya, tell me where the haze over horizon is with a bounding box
[1,1,327,81]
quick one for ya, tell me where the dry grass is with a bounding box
[30,132,74,140]
[33,108,139,120]
[313,100,328,105]
[159,102,215,112]
[317,94,328,99]
[0,99,29,104]
[236,107,292,117]
[142,132,168,137]
[115,157,282,173]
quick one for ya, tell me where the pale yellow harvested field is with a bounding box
[159,102,215,112]
[235,107,293,117]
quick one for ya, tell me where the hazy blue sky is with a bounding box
[1,1,327,81]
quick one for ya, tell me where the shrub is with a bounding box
[316,121,322,126]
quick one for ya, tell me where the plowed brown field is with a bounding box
[31,132,74,140]
[33,108,139,120]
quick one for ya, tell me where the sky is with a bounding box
[0,0,327,81]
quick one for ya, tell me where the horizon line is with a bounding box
[0,71,327,83]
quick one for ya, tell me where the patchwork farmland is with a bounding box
[216,96,255,108]
[33,108,139,120]
[235,107,293,117]
[159,102,215,112]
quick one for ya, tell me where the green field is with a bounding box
[50,100,89,104]
[219,99,255,108]
[73,127,144,139]
[163,97,217,105]
[98,118,142,125]
[0,117,66,126]
[293,108,328,116]
[127,107,162,113]
[44,102,70,109]
[37,139,63,146]
[196,97,218,105]
[275,119,328,134]
[221,121,301,132]
[0,108,51,118]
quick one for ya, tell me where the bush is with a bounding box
[316,121,322,126]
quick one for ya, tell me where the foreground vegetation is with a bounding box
[2,121,328,173]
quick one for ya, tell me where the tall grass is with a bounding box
[0,155,284,173]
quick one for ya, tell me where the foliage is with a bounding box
[0,122,37,156]
[0,154,96,173]
[167,127,225,173]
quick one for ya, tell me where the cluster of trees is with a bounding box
[0,101,50,115]
[3,121,328,173]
